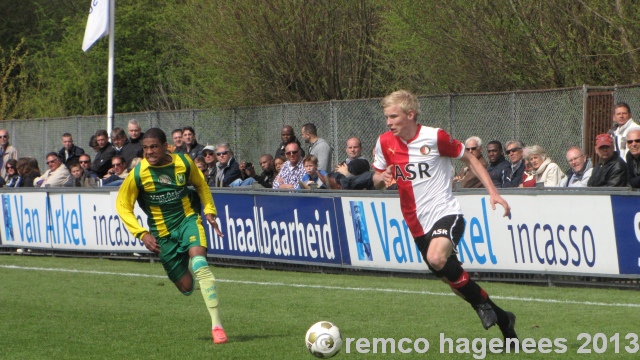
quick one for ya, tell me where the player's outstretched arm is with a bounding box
[461,152,511,217]
[372,166,393,190]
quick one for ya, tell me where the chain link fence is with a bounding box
[5,85,638,170]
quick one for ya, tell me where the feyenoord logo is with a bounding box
[420,145,431,155]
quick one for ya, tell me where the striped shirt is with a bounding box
[116,153,217,239]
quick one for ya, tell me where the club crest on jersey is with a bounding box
[393,162,432,181]
[420,145,431,155]
[158,174,172,185]
[176,173,186,186]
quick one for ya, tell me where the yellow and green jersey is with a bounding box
[116,153,217,239]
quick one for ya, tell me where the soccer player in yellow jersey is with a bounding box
[116,128,228,344]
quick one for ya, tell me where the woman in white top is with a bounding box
[523,145,565,187]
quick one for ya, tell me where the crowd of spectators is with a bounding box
[2,101,640,191]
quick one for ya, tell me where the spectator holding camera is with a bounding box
[236,154,276,188]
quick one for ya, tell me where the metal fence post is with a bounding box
[331,100,339,166]
[581,84,588,151]
[448,94,454,135]
[510,91,517,139]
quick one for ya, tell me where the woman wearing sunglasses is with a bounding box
[4,159,19,187]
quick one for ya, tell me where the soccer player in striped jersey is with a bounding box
[372,90,518,348]
[116,128,228,344]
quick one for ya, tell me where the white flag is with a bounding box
[82,0,110,52]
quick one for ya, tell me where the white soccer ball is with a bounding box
[305,321,343,358]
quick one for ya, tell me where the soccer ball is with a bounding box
[305,321,343,358]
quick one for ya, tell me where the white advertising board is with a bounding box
[341,194,620,276]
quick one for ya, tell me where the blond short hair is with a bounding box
[381,90,420,120]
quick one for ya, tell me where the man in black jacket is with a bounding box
[588,134,628,187]
[485,140,510,188]
[213,142,241,187]
[237,154,277,188]
[181,126,205,159]
[91,130,116,178]
[57,133,85,166]
[501,140,525,188]
[274,125,305,159]
[111,127,139,168]
[625,129,640,189]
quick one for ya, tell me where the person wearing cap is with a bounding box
[588,134,628,187]
[610,102,640,161]
[202,145,217,186]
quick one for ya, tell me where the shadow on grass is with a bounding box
[198,333,288,342]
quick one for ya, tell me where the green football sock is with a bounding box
[191,256,222,328]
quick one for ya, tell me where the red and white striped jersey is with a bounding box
[373,125,464,237]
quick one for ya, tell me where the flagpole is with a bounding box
[106,0,115,137]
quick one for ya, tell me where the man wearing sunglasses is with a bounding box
[34,153,71,187]
[0,129,18,179]
[273,142,306,189]
[625,129,640,189]
[78,154,98,177]
[102,155,129,187]
[212,143,241,187]
[501,140,526,188]
[453,136,487,188]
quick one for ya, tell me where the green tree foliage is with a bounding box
[167,0,386,107]
[3,0,640,118]
[9,0,187,118]
[378,0,640,94]
[0,39,28,120]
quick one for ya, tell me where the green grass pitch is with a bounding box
[0,255,638,359]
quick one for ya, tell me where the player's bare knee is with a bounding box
[176,273,195,295]
[426,253,447,270]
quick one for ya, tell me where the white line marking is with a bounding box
[2,265,639,308]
